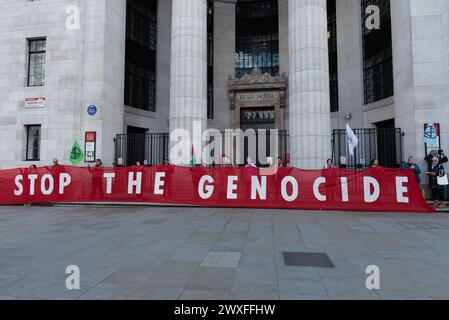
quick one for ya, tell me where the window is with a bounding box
[235,0,279,78]
[361,0,394,104]
[207,0,214,119]
[25,125,41,161]
[327,0,339,112]
[124,0,157,112]
[126,68,155,112]
[28,39,46,87]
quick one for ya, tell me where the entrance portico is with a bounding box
[169,0,331,168]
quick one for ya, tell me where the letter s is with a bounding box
[14,175,24,196]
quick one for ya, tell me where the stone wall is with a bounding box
[1,0,448,170]
[391,0,449,178]
[0,0,86,168]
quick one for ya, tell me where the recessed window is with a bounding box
[361,0,394,104]
[235,0,279,78]
[124,0,157,112]
[28,39,46,87]
[207,0,214,120]
[327,0,339,113]
[25,125,41,161]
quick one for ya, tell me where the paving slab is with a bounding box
[201,252,241,268]
[0,205,448,300]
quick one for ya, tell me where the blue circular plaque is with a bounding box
[87,105,97,116]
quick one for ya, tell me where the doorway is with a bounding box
[127,126,148,166]
[375,119,398,168]
[240,107,276,166]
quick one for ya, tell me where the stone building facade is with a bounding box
[0,0,448,178]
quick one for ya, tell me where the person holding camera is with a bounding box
[425,150,448,168]
[426,155,448,209]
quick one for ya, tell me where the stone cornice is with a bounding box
[215,0,237,3]
[228,68,288,90]
[228,69,288,110]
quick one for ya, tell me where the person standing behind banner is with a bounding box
[245,157,257,168]
[89,159,104,200]
[370,159,380,168]
[48,158,63,174]
[403,156,422,184]
[278,156,284,167]
[44,159,64,202]
[160,159,174,200]
[324,159,336,169]
[244,157,258,198]
[425,150,448,172]
[323,159,337,202]
[52,158,60,167]
[425,150,448,202]
[260,157,278,176]
[426,157,447,209]
[22,165,38,207]
[132,160,146,201]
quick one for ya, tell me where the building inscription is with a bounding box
[238,92,276,102]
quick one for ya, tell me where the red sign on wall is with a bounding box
[25,98,46,108]
[84,132,97,163]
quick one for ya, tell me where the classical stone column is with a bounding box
[288,0,331,169]
[170,0,208,165]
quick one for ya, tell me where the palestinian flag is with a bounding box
[190,145,196,167]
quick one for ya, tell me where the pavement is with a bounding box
[0,205,449,300]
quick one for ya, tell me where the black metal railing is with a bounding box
[208,130,290,167]
[332,128,403,170]
[114,130,290,167]
[115,129,403,170]
[114,133,169,167]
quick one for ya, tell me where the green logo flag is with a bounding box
[70,140,84,165]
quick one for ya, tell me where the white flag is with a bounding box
[346,124,359,156]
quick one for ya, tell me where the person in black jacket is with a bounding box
[425,150,448,205]
[426,156,447,208]
[425,150,448,168]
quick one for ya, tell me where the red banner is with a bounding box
[0,165,434,213]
